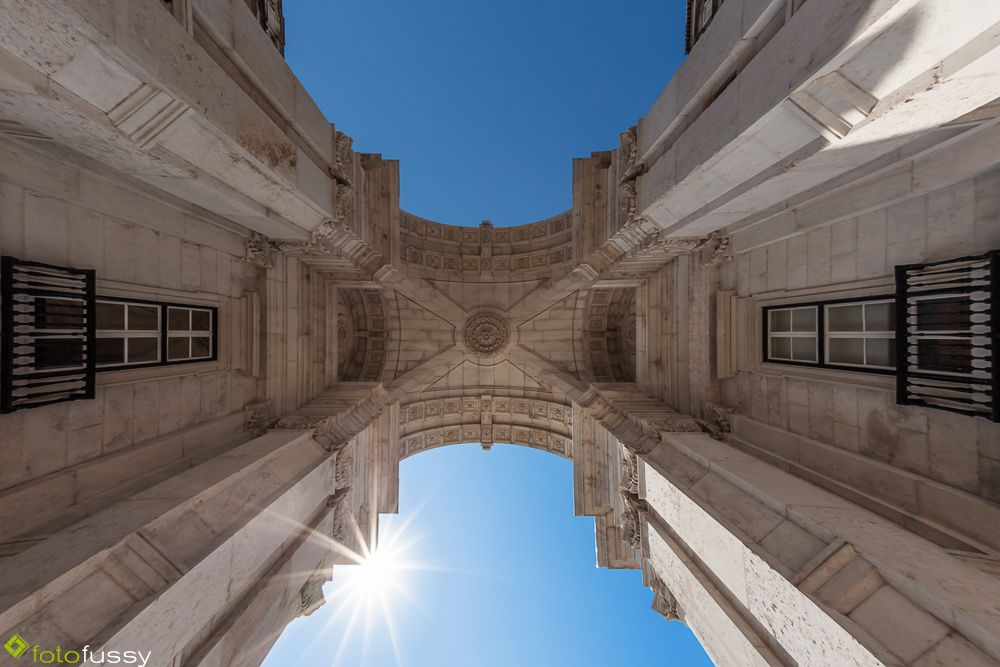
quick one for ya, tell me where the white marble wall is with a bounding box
[0,135,263,541]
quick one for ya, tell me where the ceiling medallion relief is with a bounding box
[463,313,510,358]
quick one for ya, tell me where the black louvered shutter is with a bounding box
[895,251,998,422]
[1,257,96,413]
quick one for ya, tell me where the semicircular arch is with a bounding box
[399,394,573,460]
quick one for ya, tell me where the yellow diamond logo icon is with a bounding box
[4,635,28,658]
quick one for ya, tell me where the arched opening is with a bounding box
[259,444,714,667]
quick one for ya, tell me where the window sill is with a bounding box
[757,362,896,391]
[96,360,225,388]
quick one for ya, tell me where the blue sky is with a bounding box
[286,0,689,227]
[263,2,714,665]
[260,445,714,667]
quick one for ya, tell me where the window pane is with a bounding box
[168,308,190,331]
[37,298,85,330]
[865,302,895,332]
[191,310,211,332]
[128,305,159,331]
[770,336,792,360]
[916,340,970,372]
[792,336,817,362]
[191,336,211,358]
[770,310,791,333]
[827,305,863,332]
[829,337,865,365]
[168,336,190,360]
[97,302,125,331]
[792,307,817,333]
[34,338,84,369]
[128,337,159,363]
[96,338,125,365]
[866,338,896,368]
[916,298,969,331]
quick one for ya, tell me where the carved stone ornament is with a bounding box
[701,231,731,266]
[335,442,354,490]
[333,131,353,185]
[617,126,640,230]
[243,401,271,435]
[650,577,680,622]
[246,233,274,268]
[330,490,354,544]
[645,234,702,256]
[273,415,334,438]
[621,491,645,551]
[619,441,639,495]
[699,401,737,440]
[656,414,703,434]
[297,572,329,617]
[336,184,354,228]
[463,313,510,358]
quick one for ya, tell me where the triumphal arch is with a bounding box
[1,0,1000,665]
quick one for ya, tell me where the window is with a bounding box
[686,0,725,53]
[764,297,896,373]
[96,299,216,370]
[825,300,895,370]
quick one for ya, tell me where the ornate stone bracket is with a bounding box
[620,441,639,496]
[650,577,681,622]
[331,131,354,185]
[297,571,329,617]
[243,401,271,436]
[328,488,355,544]
[621,490,646,552]
[617,126,641,230]
[246,233,274,268]
[698,401,737,440]
[701,231,731,266]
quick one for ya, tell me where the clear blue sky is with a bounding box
[261,445,715,667]
[263,2,714,666]
[286,0,689,227]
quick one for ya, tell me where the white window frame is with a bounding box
[95,299,162,369]
[766,305,819,364]
[166,306,215,362]
[824,299,896,371]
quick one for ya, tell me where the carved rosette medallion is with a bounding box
[463,314,510,358]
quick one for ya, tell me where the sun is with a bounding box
[351,547,399,594]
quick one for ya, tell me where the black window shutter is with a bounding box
[895,251,998,422]
[1,257,96,413]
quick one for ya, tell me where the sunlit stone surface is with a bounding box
[1,0,1000,666]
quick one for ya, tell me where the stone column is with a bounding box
[631,429,1000,667]
[0,429,348,667]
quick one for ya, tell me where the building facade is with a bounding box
[0,0,998,665]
